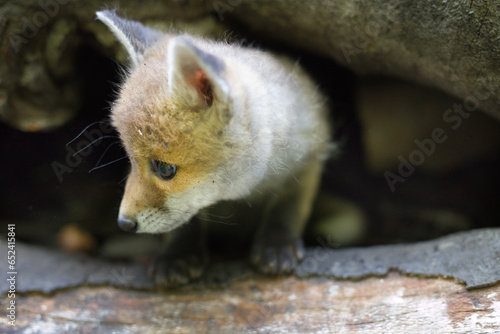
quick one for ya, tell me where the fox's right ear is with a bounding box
[96,10,161,68]
[167,37,229,110]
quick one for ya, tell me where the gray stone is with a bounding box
[1,228,498,294]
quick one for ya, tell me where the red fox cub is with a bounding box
[97,10,331,285]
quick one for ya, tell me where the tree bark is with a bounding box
[2,274,499,333]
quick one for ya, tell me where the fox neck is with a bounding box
[219,66,314,200]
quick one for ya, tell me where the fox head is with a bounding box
[97,11,268,233]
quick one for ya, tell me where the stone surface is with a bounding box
[1,228,499,296]
[1,0,500,130]
[296,228,500,289]
[225,0,500,120]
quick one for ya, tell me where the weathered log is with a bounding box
[1,274,499,333]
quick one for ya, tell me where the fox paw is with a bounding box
[150,253,208,287]
[250,236,305,275]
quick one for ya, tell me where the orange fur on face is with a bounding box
[111,56,227,216]
[120,166,164,215]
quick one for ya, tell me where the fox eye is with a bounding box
[151,159,177,180]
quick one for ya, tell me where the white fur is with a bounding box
[96,11,141,66]
[96,10,161,68]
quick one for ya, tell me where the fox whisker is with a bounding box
[95,140,121,166]
[66,121,110,146]
[205,212,235,220]
[89,156,128,173]
[198,216,237,226]
[72,136,119,157]
[119,174,129,185]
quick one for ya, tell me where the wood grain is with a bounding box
[2,273,499,333]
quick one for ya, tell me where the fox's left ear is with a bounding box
[96,10,161,68]
[167,37,229,109]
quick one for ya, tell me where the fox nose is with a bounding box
[118,215,138,232]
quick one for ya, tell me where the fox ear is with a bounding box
[96,10,161,68]
[167,37,229,109]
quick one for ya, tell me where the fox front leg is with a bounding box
[151,217,208,286]
[250,159,323,275]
